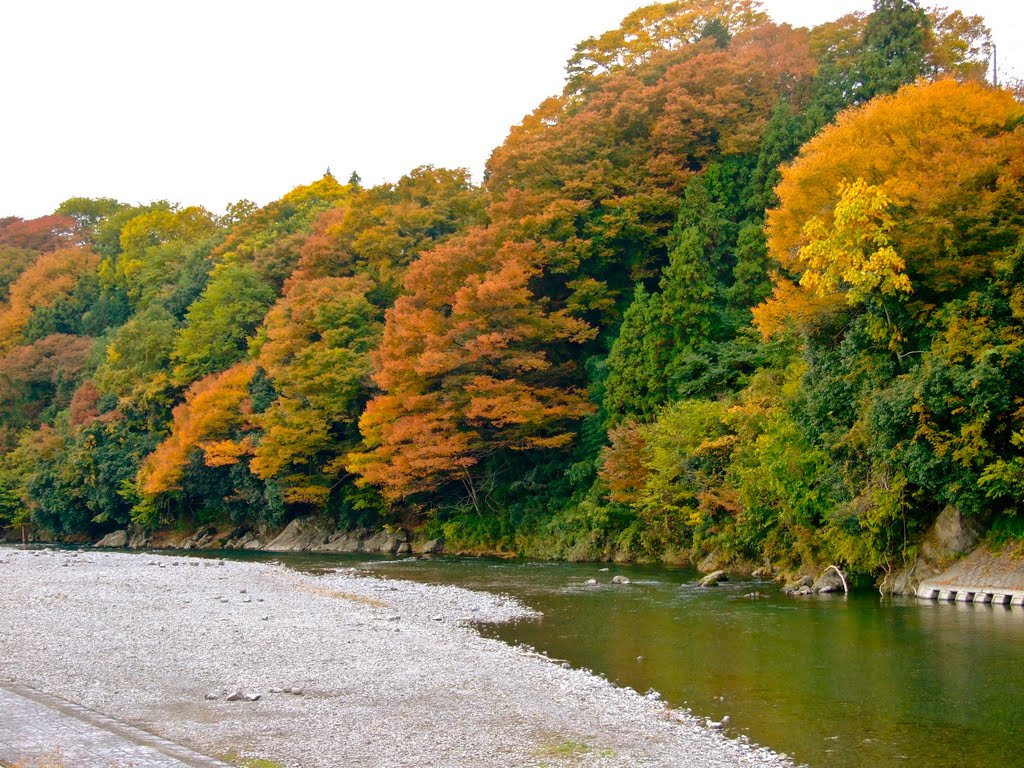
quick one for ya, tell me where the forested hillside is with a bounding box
[2,0,1020,584]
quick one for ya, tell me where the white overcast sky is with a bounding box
[1,0,1021,219]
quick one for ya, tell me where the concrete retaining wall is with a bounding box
[917,582,1024,608]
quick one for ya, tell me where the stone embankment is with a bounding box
[0,548,794,768]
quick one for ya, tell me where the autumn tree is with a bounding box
[247,275,382,507]
[0,248,100,353]
[0,215,82,252]
[0,334,93,431]
[486,20,816,339]
[103,205,222,313]
[136,362,256,499]
[564,0,768,97]
[925,7,993,82]
[210,174,353,291]
[350,227,594,507]
[0,246,38,303]
[757,79,1024,339]
[293,166,488,301]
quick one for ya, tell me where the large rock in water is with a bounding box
[881,506,983,595]
[698,570,728,587]
[812,567,847,593]
[782,575,813,594]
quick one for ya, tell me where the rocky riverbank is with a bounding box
[0,548,794,768]
[85,517,440,557]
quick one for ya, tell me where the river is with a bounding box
[172,551,1024,767]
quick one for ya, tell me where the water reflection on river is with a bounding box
[185,551,1024,768]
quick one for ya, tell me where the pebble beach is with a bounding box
[0,549,794,767]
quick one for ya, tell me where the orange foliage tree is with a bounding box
[756,79,1024,338]
[0,248,100,353]
[210,174,354,291]
[293,166,487,300]
[136,362,256,498]
[564,0,768,96]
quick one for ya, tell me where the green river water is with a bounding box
[189,551,1022,767]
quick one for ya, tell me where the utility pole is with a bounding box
[993,43,998,87]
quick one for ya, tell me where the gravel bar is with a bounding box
[0,548,796,767]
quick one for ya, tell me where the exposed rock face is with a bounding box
[94,516,431,557]
[321,531,363,553]
[95,530,129,548]
[881,506,984,595]
[922,505,984,562]
[265,518,334,551]
[361,530,406,555]
[264,518,412,555]
[126,525,150,549]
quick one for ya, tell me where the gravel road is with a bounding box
[0,548,795,767]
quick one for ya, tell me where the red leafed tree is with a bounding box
[0,333,94,428]
[349,227,595,505]
[0,215,82,252]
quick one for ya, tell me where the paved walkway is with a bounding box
[0,684,233,768]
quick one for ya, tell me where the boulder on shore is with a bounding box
[361,530,408,554]
[412,538,444,555]
[126,525,150,549]
[321,531,363,553]
[96,530,129,548]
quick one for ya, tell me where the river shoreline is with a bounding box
[0,548,793,768]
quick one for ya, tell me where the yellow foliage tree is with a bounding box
[798,178,911,304]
